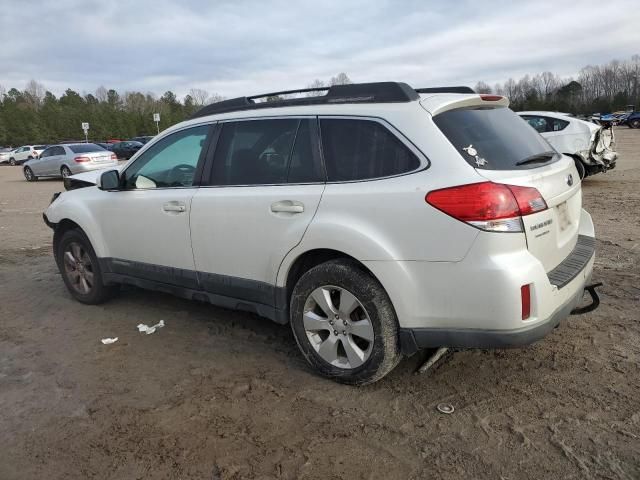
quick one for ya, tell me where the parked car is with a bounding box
[43,82,598,385]
[131,135,154,144]
[0,147,14,164]
[622,111,640,129]
[23,143,118,181]
[110,141,143,159]
[95,142,113,151]
[519,111,617,177]
[8,145,47,166]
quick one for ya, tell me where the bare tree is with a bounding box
[25,79,45,109]
[208,93,224,104]
[306,79,326,96]
[95,86,108,103]
[329,73,352,86]
[188,88,209,107]
[474,81,492,94]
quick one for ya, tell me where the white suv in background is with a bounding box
[43,83,599,385]
[8,145,47,165]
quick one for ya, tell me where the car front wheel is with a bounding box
[56,228,118,304]
[9,158,16,166]
[290,259,402,385]
[631,119,640,129]
[23,167,37,182]
[61,166,72,178]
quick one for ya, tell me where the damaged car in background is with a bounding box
[519,111,617,178]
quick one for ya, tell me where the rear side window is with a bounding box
[319,119,420,181]
[53,146,66,155]
[522,115,570,133]
[434,107,557,170]
[211,118,322,185]
[69,143,104,153]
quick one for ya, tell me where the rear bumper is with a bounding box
[399,278,594,354]
[70,161,118,174]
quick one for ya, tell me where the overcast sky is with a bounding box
[1,0,638,99]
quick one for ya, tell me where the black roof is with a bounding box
[190,82,474,119]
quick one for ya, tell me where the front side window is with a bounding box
[211,118,322,185]
[40,147,53,158]
[319,119,420,182]
[123,125,209,189]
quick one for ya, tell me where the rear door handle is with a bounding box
[163,202,186,213]
[270,200,304,214]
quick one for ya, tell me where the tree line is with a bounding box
[0,54,638,146]
[476,54,639,114]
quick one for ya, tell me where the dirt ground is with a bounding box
[1,129,639,480]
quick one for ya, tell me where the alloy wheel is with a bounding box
[10,158,15,166]
[61,166,71,178]
[302,285,374,369]
[24,168,33,181]
[63,242,94,294]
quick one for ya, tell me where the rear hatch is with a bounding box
[430,100,582,272]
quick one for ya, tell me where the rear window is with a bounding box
[69,143,105,153]
[434,107,558,170]
[320,119,420,181]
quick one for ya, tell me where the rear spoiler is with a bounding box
[420,94,510,116]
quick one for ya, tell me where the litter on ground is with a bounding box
[101,337,118,345]
[137,320,165,335]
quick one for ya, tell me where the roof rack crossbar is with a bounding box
[248,86,329,101]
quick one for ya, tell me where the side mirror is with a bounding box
[99,169,121,190]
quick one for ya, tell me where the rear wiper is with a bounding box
[515,151,556,166]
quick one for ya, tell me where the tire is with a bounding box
[631,119,640,129]
[27,155,33,160]
[60,165,72,178]
[55,228,118,304]
[9,158,16,166]
[23,167,37,182]
[290,259,402,385]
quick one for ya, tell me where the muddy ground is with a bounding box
[1,128,639,480]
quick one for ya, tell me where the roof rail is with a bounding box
[190,82,420,119]
[415,86,475,94]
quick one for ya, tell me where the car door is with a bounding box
[15,147,28,162]
[29,147,50,174]
[190,118,325,307]
[94,124,212,288]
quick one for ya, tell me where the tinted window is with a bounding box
[212,118,320,186]
[434,107,557,170]
[40,147,54,158]
[123,125,209,189]
[55,146,66,156]
[319,119,420,181]
[69,143,105,153]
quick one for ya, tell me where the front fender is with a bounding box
[45,188,108,258]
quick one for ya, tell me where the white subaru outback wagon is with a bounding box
[44,82,600,385]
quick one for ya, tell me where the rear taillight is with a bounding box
[110,153,117,161]
[425,182,547,232]
[74,156,90,163]
[521,284,531,320]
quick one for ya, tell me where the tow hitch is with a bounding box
[571,282,603,315]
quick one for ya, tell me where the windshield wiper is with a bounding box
[515,151,556,166]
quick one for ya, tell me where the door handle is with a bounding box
[163,202,186,213]
[270,201,304,214]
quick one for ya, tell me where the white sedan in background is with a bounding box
[519,111,617,177]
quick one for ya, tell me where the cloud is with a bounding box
[0,0,638,99]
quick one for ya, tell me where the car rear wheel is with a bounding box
[290,259,402,385]
[56,228,118,304]
[631,119,640,129]
[60,166,72,178]
[9,158,16,166]
[23,167,37,182]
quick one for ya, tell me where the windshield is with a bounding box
[69,143,105,153]
[433,107,559,170]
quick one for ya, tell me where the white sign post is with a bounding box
[81,122,90,143]
[153,113,160,134]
